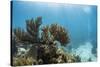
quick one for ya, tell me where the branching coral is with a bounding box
[49,24,70,46]
[41,23,70,46]
[14,16,42,43]
[41,26,50,44]
[26,17,42,42]
[12,17,80,66]
[14,28,34,43]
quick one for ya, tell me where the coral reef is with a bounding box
[12,17,81,66]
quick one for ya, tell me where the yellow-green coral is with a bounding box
[13,56,37,66]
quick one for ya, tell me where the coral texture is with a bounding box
[12,17,80,66]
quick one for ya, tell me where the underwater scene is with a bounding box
[11,1,97,66]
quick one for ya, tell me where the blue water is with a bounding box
[12,1,97,61]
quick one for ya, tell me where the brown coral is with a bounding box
[49,24,70,46]
[12,17,79,66]
[14,16,42,43]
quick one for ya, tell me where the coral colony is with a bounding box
[11,1,97,66]
[12,17,86,66]
[11,16,82,66]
